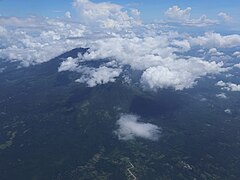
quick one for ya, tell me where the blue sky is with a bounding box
[1,0,240,22]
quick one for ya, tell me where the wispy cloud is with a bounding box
[218,12,232,22]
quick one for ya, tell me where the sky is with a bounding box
[0,0,240,22]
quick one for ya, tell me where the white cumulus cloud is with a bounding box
[76,66,122,87]
[140,59,225,90]
[208,48,224,56]
[165,6,191,21]
[79,35,226,90]
[73,0,141,29]
[58,57,79,72]
[114,114,161,141]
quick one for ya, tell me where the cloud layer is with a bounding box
[0,0,240,90]
[0,17,86,66]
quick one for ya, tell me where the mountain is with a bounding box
[0,48,240,180]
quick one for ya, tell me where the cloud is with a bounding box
[234,63,240,68]
[0,0,236,90]
[216,93,227,99]
[58,57,79,72]
[141,66,194,90]
[233,51,240,58]
[0,16,86,66]
[73,0,141,29]
[165,6,191,21]
[216,81,240,92]
[65,11,72,19]
[76,34,226,90]
[208,48,224,56]
[114,114,161,141]
[164,6,217,27]
[81,35,176,70]
[218,12,232,22]
[76,66,122,87]
[189,32,240,48]
[224,109,232,114]
[140,59,225,90]
[58,54,122,87]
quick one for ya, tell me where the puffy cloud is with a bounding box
[58,51,123,87]
[216,81,240,92]
[58,54,123,87]
[114,114,161,141]
[141,59,225,90]
[165,6,191,21]
[76,66,122,87]
[79,34,226,90]
[65,11,72,19]
[73,0,141,29]
[189,32,240,48]
[131,9,140,17]
[218,12,232,22]
[141,66,194,90]
[165,6,217,27]
[81,35,175,70]
[0,0,235,91]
